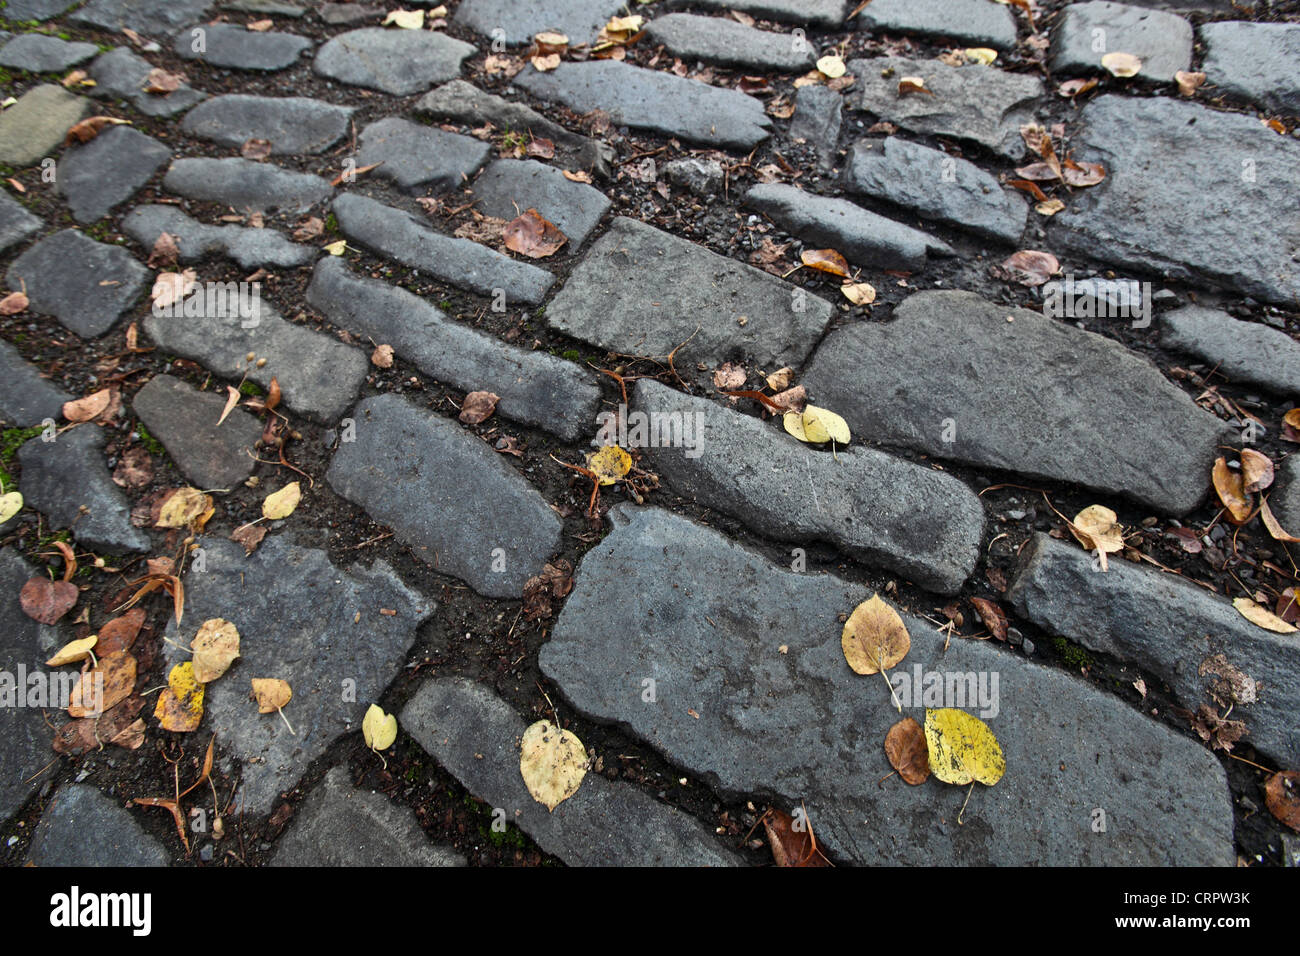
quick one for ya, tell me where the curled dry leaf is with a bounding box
[994,250,1059,287]
[155,661,203,731]
[1069,504,1124,559]
[765,367,794,392]
[246,19,273,31]
[898,76,934,96]
[1058,77,1099,98]
[713,362,747,391]
[531,53,561,72]
[62,388,112,423]
[561,169,593,183]
[1265,771,1300,832]
[46,635,98,668]
[0,291,29,315]
[230,522,267,555]
[800,248,849,277]
[1174,71,1206,97]
[840,280,877,305]
[371,343,395,368]
[383,9,424,29]
[191,618,240,683]
[1035,198,1066,217]
[251,677,291,713]
[1211,457,1253,525]
[519,719,587,812]
[146,231,180,269]
[587,445,632,486]
[1061,158,1106,187]
[142,68,184,94]
[459,390,500,425]
[533,32,569,56]
[1241,449,1274,493]
[96,608,146,656]
[963,48,998,66]
[969,597,1008,641]
[64,116,129,145]
[262,481,301,520]
[1260,497,1300,543]
[157,487,213,529]
[1101,52,1142,78]
[1233,596,1298,634]
[70,652,137,718]
[885,716,931,785]
[924,707,1006,786]
[20,577,78,625]
[503,208,567,259]
[841,594,910,676]
[151,269,198,310]
[763,808,830,867]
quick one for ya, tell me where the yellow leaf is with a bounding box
[924,707,1006,786]
[1101,52,1142,77]
[323,239,347,256]
[362,703,398,751]
[383,9,425,29]
[840,280,877,305]
[963,48,998,65]
[1211,457,1253,525]
[783,404,850,445]
[1035,198,1065,216]
[816,54,846,79]
[1068,504,1124,564]
[190,618,240,683]
[262,481,301,520]
[520,719,587,811]
[0,490,21,526]
[155,661,204,731]
[587,446,631,486]
[157,487,212,529]
[1233,597,1298,634]
[251,677,292,713]
[605,15,643,33]
[46,635,98,667]
[842,594,910,675]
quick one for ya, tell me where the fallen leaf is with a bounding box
[503,208,568,259]
[800,248,849,277]
[362,703,398,751]
[1212,457,1253,525]
[840,280,876,305]
[191,618,240,683]
[1260,497,1300,543]
[1265,771,1300,832]
[885,716,931,785]
[520,719,587,811]
[587,445,632,486]
[323,239,348,256]
[241,138,272,160]
[1241,449,1274,493]
[1189,703,1247,753]
[1069,504,1125,563]
[64,116,129,145]
[0,491,21,526]
[262,481,301,520]
[251,677,291,713]
[783,404,850,445]
[383,9,424,29]
[1233,596,1298,634]
[842,594,910,676]
[46,635,98,668]
[230,523,267,555]
[246,19,273,31]
[110,719,146,750]
[526,136,555,159]
[1174,71,1206,97]
[293,217,324,241]
[531,53,561,72]
[898,76,934,96]
[146,231,180,269]
[963,47,998,66]
[816,55,846,78]
[157,487,212,529]
[763,808,830,866]
[371,344,394,368]
[970,597,1008,641]
[1061,158,1106,187]
[0,290,27,315]
[69,651,136,718]
[1199,652,1259,707]
[1101,52,1142,78]
[150,269,198,310]
[19,577,78,625]
[1057,77,1099,98]
[459,390,500,424]
[994,250,1059,286]
[925,707,1006,786]
[62,389,112,423]
[142,68,184,94]
[52,696,144,755]
[533,32,569,56]
[765,367,794,392]
[713,362,746,391]
[561,169,593,183]
[155,661,203,731]
[96,608,146,656]
[1035,198,1066,216]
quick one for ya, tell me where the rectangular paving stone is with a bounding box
[848,57,1042,160]
[538,505,1235,866]
[516,60,772,151]
[789,84,841,166]
[1047,95,1300,308]
[270,767,464,867]
[801,290,1233,515]
[668,0,847,28]
[856,0,1019,50]
[89,47,208,118]
[1161,305,1300,398]
[142,294,367,422]
[7,229,147,338]
[0,34,99,73]
[633,379,984,594]
[356,117,490,194]
[402,677,742,866]
[470,159,610,250]
[71,0,213,36]
[843,136,1028,245]
[19,425,151,554]
[416,80,613,179]
[326,393,563,598]
[0,193,40,256]
[1009,533,1300,768]
[331,192,555,305]
[58,126,170,225]
[5,0,81,19]
[174,22,312,72]
[123,204,312,270]
[306,257,600,442]
[27,785,169,866]
[1050,1,1192,82]
[1201,21,1300,115]
[181,95,353,155]
[0,548,62,823]
[454,0,624,45]
[744,182,954,271]
[0,84,89,167]
[162,157,333,215]
[314,27,475,95]
[544,217,834,374]
[643,14,817,72]
[0,339,71,428]
[132,374,262,489]
[163,536,433,816]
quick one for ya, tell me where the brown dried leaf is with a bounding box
[898,76,934,96]
[884,716,931,785]
[1174,71,1206,97]
[96,608,146,656]
[371,344,395,369]
[970,597,1008,641]
[459,390,500,425]
[146,231,180,269]
[62,388,112,423]
[69,651,137,718]
[230,523,267,555]
[503,208,567,259]
[1266,771,1300,832]
[251,677,291,713]
[994,250,1059,287]
[842,594,910,675]
[0,291,29,315]
[800,248,850,277]
[19,577,78,625]
[763,808,830,867]
[1212,457,1254,525]
[241,137,272,161]
[142,68,184,94]
[64,116,129,145]
[1241,449,1274,493]
[712,362,746,391]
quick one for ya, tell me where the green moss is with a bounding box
[238,381,264,398]
[560,349,580,362]
[1051,635,1094,670]
[438,300,452,310]
[324,213,339,234]
[134,423,164,456]
[461,793,528,848]
[1,426,42,467]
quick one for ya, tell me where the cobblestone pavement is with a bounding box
[0,0,1298,868]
